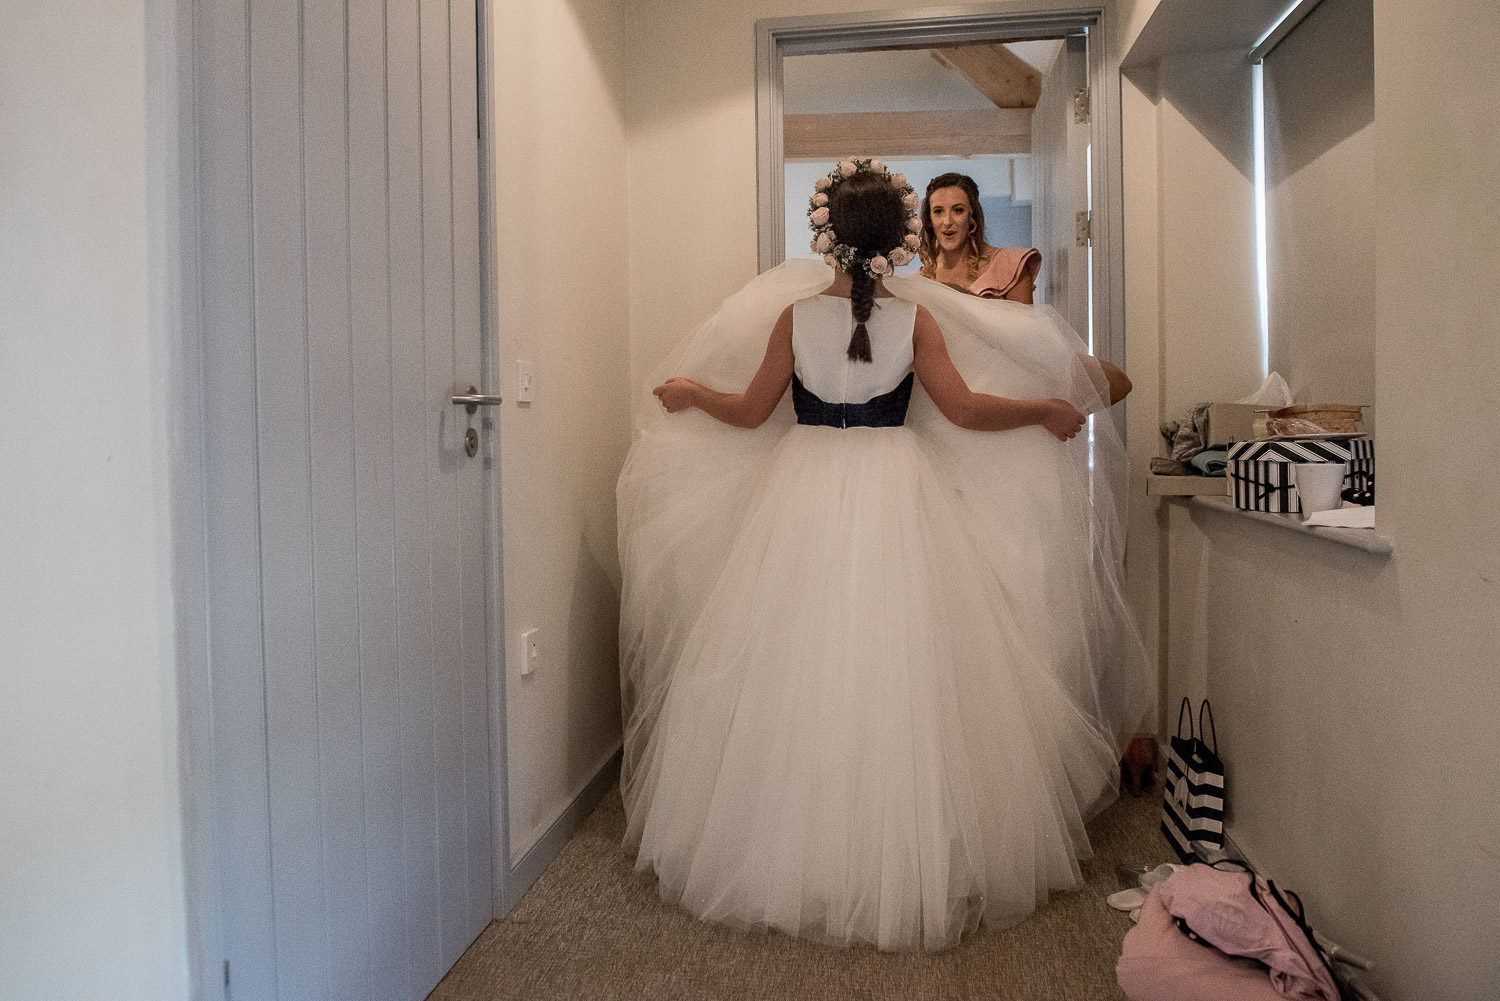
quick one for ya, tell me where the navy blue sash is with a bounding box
[793,372,913,429]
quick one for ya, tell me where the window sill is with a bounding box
[1179,495,1393,556]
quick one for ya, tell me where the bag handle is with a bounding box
[1176,696,1195,739]
[1250,877,1345,992]
[1198,700,1219,754]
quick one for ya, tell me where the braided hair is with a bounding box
[826,171,908,362]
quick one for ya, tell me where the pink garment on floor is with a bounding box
[1157,866,1340,1001]
[1118,889,1285,1001]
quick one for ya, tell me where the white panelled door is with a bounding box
[1032,32,1092,339]
[198,2,494,999]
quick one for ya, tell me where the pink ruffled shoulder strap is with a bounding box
[971,247,1040,300]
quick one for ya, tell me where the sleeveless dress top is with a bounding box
[791,295,916,428]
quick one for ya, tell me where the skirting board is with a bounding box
[1169,831,1254,874]
[502,747,623,918]
[1224,831,1250,866]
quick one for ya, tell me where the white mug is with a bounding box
[1292,462,1347,518]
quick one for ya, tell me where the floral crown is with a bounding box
[808,158,922,279]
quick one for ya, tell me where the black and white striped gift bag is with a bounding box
[1161,697,1225,862]
[1345,437,1376,504]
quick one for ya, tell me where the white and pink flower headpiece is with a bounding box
[808,157,922,279]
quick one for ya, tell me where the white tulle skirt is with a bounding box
[617,260,1150,951]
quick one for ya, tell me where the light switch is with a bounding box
[517,627,540,677]
[516,360,534,404]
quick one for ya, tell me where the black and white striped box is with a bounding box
[1226,438,1375,513]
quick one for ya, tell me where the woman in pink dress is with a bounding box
[917,171,1041,302]
[918,171,1131,403]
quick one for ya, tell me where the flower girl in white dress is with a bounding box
[616,160,1149,951]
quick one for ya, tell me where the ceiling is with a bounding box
[783,40,1064,115]
[781,40,1065,160]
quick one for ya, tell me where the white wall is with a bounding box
[1119,66,1168,709]
[1114,0,1159,56]
[1118,48,1266,716]
[1124,1,1500,997]
[1263,0,1376,404]
[0,3,191,1000]
[490,0,634,861]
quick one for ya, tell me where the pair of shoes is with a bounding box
[1120,734,1158,797]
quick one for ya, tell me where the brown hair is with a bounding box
[827,170,907,362]
[918,172,987,279]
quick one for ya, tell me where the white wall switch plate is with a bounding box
[516,360,534,404]
[517,627,539,677]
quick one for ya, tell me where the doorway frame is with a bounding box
[474,0,516,925]
[754,1,1124,374]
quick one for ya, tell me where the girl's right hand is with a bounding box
[653,377,700,413]
[1040,399,1086,441]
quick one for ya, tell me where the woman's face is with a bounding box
[927,187,974,255]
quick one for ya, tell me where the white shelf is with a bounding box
[1185,495,1392,556]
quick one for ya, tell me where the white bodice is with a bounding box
[792,295,916,404]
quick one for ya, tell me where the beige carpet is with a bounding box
[429,785,1164,1001]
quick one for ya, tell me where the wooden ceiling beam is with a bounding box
[931,44,1043,109]
[783,109,1032,160]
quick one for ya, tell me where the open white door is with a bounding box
[1031,32,1092,341]
[197,1,495,999]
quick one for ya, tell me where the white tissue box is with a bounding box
[1205,403,1260,446]
[1227,438,1375,513]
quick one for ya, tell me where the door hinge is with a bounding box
[1075,210,1092,247]
[1073,87,1091,124]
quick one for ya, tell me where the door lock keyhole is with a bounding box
[464,427,479,457]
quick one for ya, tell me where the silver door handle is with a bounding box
[451,386,503,414]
